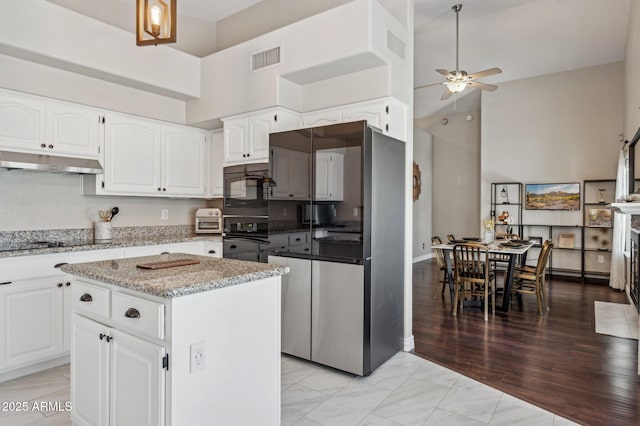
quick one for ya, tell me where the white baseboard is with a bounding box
[413,253,433,263]
[0,355,69,383]
[403,334,415,352]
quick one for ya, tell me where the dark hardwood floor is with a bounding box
[411,259,639,426]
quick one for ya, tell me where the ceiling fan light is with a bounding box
[446,80,468,93]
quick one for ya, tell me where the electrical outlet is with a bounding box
[190,341,205,373]
[161,209,168,220]
[597,255,605,264]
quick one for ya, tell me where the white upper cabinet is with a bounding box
[161,124,207,197]
[207,129,224,198]
[0,89,101,158]
[87,114,207,198]
[223,108,300,165]
[315,151,344,201]
[103,114,162,195]
[46,101,101,158]
[0,91,45,151]
[301,98,408,142]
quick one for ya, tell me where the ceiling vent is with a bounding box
[386,30,405,60]
[251,46,281,72]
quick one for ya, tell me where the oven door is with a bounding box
[223,164,270,215]
[223,236,270,263]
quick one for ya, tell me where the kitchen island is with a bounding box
[61,253,288,426]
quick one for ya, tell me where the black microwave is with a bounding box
[223,163,270,216]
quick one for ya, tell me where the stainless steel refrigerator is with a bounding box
[267,121,405,376]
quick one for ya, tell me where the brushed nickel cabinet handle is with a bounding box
[80,293,93,302]
[125,308,141,319]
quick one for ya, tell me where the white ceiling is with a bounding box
[45,0,631,119]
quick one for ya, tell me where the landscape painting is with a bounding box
[525,183,581,210]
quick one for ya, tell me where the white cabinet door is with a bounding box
[341,98,407,142]
[46,101,101,158]
[208,130,224,198]
[0,278,64,370]
[71,314,110,426]
[270,146,292,199]
[110,329,165,426]
[248,112,272,162]
[0,91,45,151]
[161,125,206,196]
[315,151,344,201]
[223,118,249,164]
[302,108,341,128]
[104,115,161,195]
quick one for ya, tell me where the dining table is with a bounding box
[433,238,536,313]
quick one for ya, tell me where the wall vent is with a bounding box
[387,31,405,59]
[251,46,281,72]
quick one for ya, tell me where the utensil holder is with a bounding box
[95,221,112,243]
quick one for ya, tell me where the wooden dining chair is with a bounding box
[512,240,554,315]
[431,236,448,299]
[452,243,496,321]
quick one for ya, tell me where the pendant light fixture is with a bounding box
[136,0,176,46]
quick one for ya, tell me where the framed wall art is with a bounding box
[525,183,580,210]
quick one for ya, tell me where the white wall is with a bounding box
[481,62,624,226]
[0,172,205,231]
[416,110,481,240]
[412,128,432,260]
[0,54,186,124]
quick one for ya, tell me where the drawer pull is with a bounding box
[160,252,170,255]
[80,293,93,302]
[0,281,12,286]
[125,308,141,319]
[54,262,68,268]
[208,250,216,254]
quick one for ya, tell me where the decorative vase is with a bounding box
[484,230,495,244]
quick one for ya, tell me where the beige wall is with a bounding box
[415,110,481,240]
[481,62,624,227]
[412,128,432,260]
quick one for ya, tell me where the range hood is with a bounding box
[0,151,103,174]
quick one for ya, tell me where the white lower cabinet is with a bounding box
[0,277,66,370]
[71,314,165,426]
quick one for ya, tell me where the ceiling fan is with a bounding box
[416,4,502,100]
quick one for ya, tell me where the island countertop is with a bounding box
[60,253,289,298]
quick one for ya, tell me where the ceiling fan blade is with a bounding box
[435,69,452,77]
[441,89,453,100]
[467,81,498,92]
[414,81,446,90]
[467,67,502,80]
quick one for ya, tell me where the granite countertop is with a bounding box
[0,234,222,259]
[61,253,289,298]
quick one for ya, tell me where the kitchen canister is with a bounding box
[95,221,112,243]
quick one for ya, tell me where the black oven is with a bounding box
[223,163,270,216]
[222,215,270,263]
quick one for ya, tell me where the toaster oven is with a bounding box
[195,208,222,234]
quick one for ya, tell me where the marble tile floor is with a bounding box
[1,352,578,426]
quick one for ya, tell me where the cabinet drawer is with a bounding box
[111,292,165,340]
[71,281,110,318]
